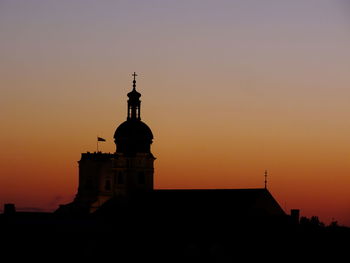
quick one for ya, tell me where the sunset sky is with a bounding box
[1,0,350,225]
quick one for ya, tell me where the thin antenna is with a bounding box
[264,170,268,189]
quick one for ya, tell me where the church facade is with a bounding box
[62,73,286,220]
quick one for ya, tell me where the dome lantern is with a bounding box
[127,72,141,120]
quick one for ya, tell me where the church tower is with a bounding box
[71,73,155,213]
[113,72,155,197]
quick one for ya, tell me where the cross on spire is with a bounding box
[264,170,268,189]
[132,72,137,90]
[132,72,137,81]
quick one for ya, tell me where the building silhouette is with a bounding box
[59,73,286,221]
[2,73,348,262]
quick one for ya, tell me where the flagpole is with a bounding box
[97,136,99,152]
[96,136,106,152]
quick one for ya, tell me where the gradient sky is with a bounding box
[1,0,350,225]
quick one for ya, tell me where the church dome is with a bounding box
[114,120,153,154]
[114,120,153,141]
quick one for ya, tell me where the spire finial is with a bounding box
[264,170,268,189]
[132,72,137,90]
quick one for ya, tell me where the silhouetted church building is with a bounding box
[61,73,285,221]
[71,73,155,213]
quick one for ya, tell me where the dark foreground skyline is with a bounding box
[1,0,350,226]
[1,203,349,262]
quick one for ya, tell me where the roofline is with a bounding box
[154,188,268,191]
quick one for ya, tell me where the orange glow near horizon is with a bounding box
[1,1,350,226]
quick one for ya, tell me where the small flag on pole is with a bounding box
[97,136,106,152]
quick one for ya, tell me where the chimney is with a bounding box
[4,203,16,215]
[290,209,300,224]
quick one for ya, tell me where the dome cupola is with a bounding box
[114,72,153,155]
